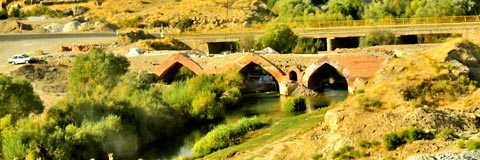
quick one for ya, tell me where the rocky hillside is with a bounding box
[205,38,480,159]
[0,0,273,33]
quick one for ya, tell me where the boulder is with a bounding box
[63,21,80,32]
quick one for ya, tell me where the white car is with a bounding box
[8,54,36,65]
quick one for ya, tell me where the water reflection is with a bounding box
[171,89,348,158]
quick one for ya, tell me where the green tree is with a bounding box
[262,24,298,54]
[0,75,44,121]
[325,0,365,20]
[68,48,130,97]
[273,0,320,21]
[406,0,477,17]
[364,0,410,19]
[293,37,324,54]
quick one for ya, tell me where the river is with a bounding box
[170,89,348,158]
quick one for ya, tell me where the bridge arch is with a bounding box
[235,53,286,84]
[153,53,203,82]
[287,66,302,82]
[302,57,351,91]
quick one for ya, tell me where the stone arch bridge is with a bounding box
[152,53,387,95]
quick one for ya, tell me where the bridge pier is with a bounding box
[326,37,334,52]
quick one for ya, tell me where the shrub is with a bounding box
[175,18,194,32]
[467,140,480,150]
[383,128,435,150]
[293,37,324,54]
[442,129,457,140]
[8,5,20,18]
[456,140,466,148]
[0,75,44,121]
[262,24,298,53]
[192,116,270,156]
[283,96,306,113]
[360,30,396,47]
[21,5,63,17]
[359,140,379,149]
[358,96,382,110]
[68,48,130,96]
[383,133,402,150]
[332,145,369,159]
[0,7,7,19]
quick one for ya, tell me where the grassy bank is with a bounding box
[204,106,332,159]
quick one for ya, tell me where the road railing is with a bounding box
[166,16,480,36]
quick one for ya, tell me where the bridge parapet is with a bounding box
[153,53,388,95]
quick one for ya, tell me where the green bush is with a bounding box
[383,133,402,150]
[0,75,44,121]
[467,140,480,150]
[68,48,130,96]
[358,96,382,110]
[293,37,324,54]
[359,140,379,149]
[360,30,396,47]
[283,96,306,113]
[8,5,20,18]
[383,128,435,150]
[0,7,7,19]
[175,18,194,32]
[192,116,270,156]
[262,24,298,53]
[332,145,369,159]
[442,129,457,140]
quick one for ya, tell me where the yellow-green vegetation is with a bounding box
[358,140,380,149]
[205,106,331,159]
[0,48,245,159]
[137,37,191,51]
[192,116,271,157]
[0,74,44,121]
[457,139,480,150]
[283,96,306,113]
[262,24,298,54]
[383,127,435,150]
[332,145,370,159]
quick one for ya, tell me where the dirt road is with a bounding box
[0,37,116,74]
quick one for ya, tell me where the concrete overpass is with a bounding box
[164,16,480,52]
[152,53,387,95]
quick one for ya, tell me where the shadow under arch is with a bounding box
[234,53,286,84]
[153,53,203,83]
[302,57,351,91]
[232,54,286,93]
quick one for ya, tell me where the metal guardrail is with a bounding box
[169,16,480,36]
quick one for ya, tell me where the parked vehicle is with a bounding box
[8,54,36,65]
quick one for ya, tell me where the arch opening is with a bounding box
[161,62,196,84]
[307,63,348,92]
[289,71,298,81]
[239,62,279,93]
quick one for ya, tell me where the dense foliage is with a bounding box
[0,75,44,121]
[262,24,298,53]
[283,96,306,113]
[0,48,244,159]
[383,127,435,150]
[269,0,480,22]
